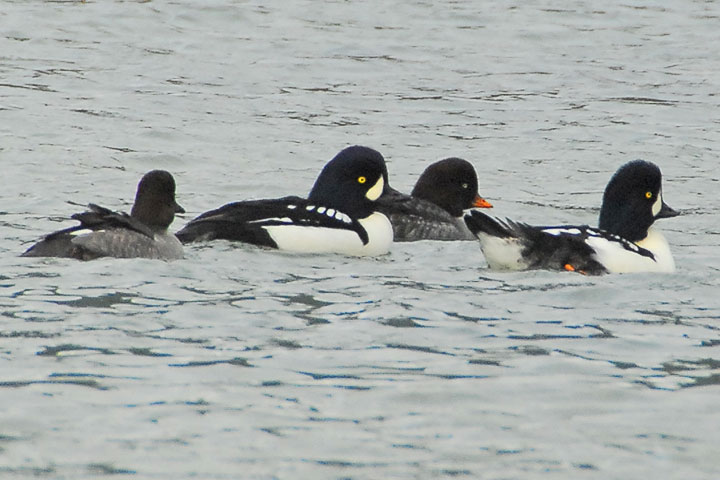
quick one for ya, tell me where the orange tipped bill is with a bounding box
[473,195,493,208]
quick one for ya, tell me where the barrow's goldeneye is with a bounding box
[22,170,184,261]
[376,157,492,241]
[463,160,679,274]
[175,146,393,256]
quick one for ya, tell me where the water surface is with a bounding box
[1,1,719,479]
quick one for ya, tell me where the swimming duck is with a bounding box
[464,160,678,274]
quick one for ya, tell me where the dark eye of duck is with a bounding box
[645,191,653,199]
[461,183,469,189]
[358,176,366,184]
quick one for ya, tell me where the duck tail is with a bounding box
[463,210,515,238]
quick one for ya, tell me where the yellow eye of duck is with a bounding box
[358,176,366,184]
[645,191,653,199]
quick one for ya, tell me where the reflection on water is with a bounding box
[1,0,719,479]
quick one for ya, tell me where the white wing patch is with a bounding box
[70,229,95,237]
[335,211,351,223]
[542,227,643,254]
[543,227,582,236]
[592,230,641,253]
[247,217,292,224]
[298,204,353,223]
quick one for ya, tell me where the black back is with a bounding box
[174,196,373,246]
[175,196,300,246]
[176,146,389,245]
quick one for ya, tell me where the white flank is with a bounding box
[476,233,528,270]
[585,227,674,273]
[70,229,95,236]
[247,217,292,224]
[264,212,392,256]
[365,176,384,201]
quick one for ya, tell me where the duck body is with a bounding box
[22,170,184,261]
[175,196,392,256]
[176,146,393,256]
[464,160,678,274]
[379,192,475,241]
[376,157,492,241]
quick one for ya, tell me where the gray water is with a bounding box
[2,1,720,479]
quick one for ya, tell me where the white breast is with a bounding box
[264,212,393,256]
[586,228,675,273]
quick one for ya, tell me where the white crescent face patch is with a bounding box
[652,191,663,217]
[365,176,384,201]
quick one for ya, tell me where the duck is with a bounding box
[175,145,393,256]
[22,170,185,261]
[463,160,679,274]
[376,157,493,241]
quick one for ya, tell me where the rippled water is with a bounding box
[2,1,719,479]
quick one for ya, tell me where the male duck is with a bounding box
[463,160,678,274]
